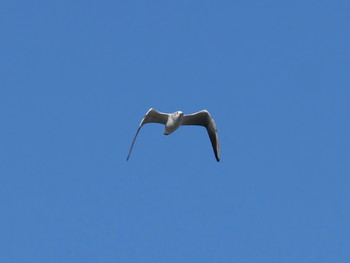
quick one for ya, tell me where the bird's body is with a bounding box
[127,108,220,161]
[164,111,184,135]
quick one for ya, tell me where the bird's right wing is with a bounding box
[127,108,169,160]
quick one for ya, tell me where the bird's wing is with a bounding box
[127,108,169,160]
[182,110,220,162]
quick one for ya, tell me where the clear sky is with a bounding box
[1,0,349,262]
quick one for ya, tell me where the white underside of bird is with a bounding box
[127,108,220,162]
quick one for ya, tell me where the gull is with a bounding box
[127,108,220,161]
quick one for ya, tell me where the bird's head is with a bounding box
[172,111,184,122]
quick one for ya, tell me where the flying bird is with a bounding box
[127,108,220,161]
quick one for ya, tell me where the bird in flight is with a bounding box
[127,108,220,161]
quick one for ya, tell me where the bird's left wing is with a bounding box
[127,108,169,160]
[182,110,220,162]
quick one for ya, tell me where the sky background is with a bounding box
[1,0,350,262]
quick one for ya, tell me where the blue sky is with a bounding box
[1,0,349,262]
